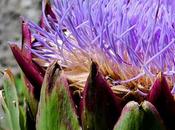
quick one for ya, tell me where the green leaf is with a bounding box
[19,104,27,130]
[36,61,81,130]
[0,91,13,130]
[2,69,21,130]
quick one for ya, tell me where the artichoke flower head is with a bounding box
[4,0,175,130]
[12,0,175,92]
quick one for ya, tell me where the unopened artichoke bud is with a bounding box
[114,101,166,130]
[81,62,122,130]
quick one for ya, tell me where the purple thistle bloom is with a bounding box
[25,0,175,88]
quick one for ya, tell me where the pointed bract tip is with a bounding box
[4,68,15,83]
[90,61,98,78]
[20,16,32,60]
[156,72,164,82]
[44,60,62,93]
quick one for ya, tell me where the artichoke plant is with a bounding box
[1,0,175,130]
